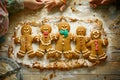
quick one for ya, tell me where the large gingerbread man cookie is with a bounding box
[87,30,108,62]
[55,22,74,60]
[14,24,35,58]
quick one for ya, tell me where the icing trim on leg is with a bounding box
[36,50,44,55]
[35,49,44,58]
[46,48,56,59]
[56,50,62,54]
[82,49,90,58]
[27,50,35,58]
[75,49,81,54]
[64,51,73,60]
[89,55,97,62]
[38,48,45,52]
[17,50,25,58]
[99,53,107,60]
[27,50,34,54]
[47,48,54,52]
[73,50,81,59]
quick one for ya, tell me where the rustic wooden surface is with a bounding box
[0,0,120,80]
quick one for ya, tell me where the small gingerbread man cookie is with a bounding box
[87,30,108,62]
[34,24,55,59]
[74,26,90,59]
[14,24,35,58]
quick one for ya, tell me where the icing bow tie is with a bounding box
[43,32,49,35]
[43,32,49,38]
[59,30,68,38]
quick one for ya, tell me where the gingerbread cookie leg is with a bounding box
[46,48,56,59]
[35,49,44,58]
[55,50,62,60]
[98,52,107,61]
[74,49,81,59]
[82,49,90,58]
[17,50,25,58]
[27,50,35,58]
[88,51,97,62]
[64,51,73,60]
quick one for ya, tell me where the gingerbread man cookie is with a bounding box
[14,24,35,58]
[87,30,108,62]
[34,24,55,59]
[55,22,74,60]
[74,26,90,58]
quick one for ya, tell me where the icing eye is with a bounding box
[93,31,95,34]
[97,32,100,34]
[62,25,64,28]
[65,25,67,27]
[43,28,46,30]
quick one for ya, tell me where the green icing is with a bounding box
[59,30,68,38]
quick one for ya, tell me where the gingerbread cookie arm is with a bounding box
[85,37,90,43]
[86,40,92,47]
[54,32,60,40]
[102,38,108,46]
[50,33,55,41]
[73,34,76,42]
[33,35,40,43]
[31,36,34,42]
[70,33,75,41]
[14,37,20,44]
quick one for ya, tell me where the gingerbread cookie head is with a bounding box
[40,24,52,34]
[91,30,101,39]
[57,22,70,31]
[76,26,86,36]
[21,24,32,35]
[57,22,70,38]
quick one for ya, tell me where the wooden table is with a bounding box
[0,0,120,80]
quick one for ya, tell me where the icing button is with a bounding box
[62,42,64,45]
